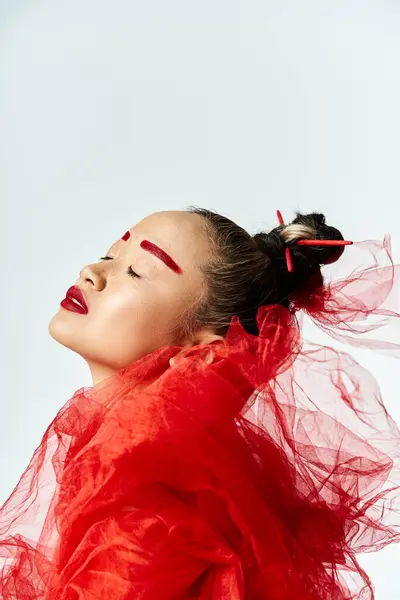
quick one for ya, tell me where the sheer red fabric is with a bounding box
[1,239,400,599]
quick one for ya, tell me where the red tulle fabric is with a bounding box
[1,239,400,599]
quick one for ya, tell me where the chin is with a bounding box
[48,309,80,352]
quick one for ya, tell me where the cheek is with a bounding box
[95,278,200,340]
[95,290,145,334]
[94,288,172,338]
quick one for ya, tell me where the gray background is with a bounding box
[1,1,399,596]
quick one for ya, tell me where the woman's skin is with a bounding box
[48,211,223,386]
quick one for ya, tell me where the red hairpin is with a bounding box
[276,210,353,273]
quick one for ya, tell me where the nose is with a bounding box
[77,263,106,291]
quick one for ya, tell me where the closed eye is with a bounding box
[98,256,140,279]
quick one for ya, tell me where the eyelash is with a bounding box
[98,256,140,279]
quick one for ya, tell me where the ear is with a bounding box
[190,326,224,346]
[169,327,224,368]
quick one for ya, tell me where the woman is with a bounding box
[0,207,399,599]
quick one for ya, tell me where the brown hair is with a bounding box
[185,206,345,336]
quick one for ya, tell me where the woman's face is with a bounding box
[48,210,217,383]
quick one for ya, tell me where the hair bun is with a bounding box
[253,212,346,306]
[254,212,345,271]
[288,212,345,267]
[253,230,286,262]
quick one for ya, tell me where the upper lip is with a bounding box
[65,286,88,312]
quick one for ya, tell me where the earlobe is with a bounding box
[192,328,224,346]
[168,329,224,368]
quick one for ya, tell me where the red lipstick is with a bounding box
[60,286,89,315]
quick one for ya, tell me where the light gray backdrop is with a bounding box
[1,1,399,597]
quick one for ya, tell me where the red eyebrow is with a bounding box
[140,240,183,274]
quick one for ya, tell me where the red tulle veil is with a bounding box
[0,238,399,599]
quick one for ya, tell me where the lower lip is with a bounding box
[60,297,88,315]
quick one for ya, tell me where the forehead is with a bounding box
[120,210,211,266]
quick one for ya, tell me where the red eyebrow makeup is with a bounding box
[121,231,131,241]
[140,240,183,274]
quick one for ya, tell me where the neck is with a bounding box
[86,361,119,386]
